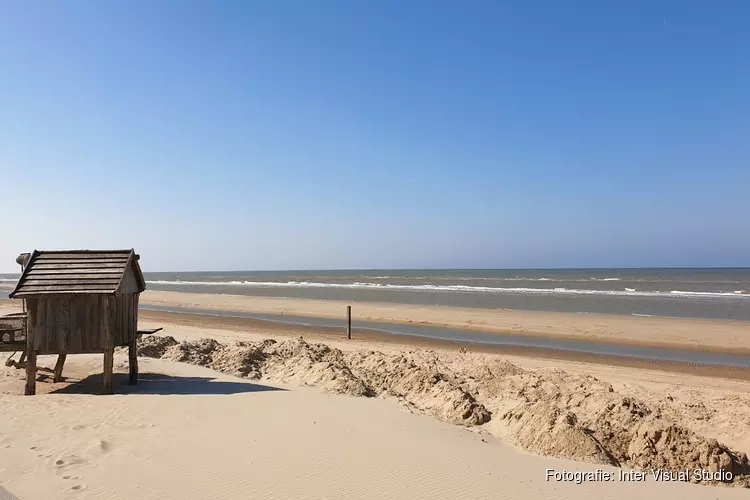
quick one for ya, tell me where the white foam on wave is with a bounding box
[144,279,749,300]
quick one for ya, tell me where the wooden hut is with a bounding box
[8,249,147,395]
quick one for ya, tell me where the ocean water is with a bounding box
[4,268,744,320]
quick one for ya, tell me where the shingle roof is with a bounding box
[8,249,146,297]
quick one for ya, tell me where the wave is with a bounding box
[145,280,750,299]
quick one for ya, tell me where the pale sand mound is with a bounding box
[133,335,749,487]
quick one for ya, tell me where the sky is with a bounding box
[1,1,748,272]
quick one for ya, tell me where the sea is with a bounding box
[4,268,746,321]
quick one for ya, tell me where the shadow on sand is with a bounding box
[51,372,286,396]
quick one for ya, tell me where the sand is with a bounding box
[138,291,750,353]
[2,296,750,498]
[3,354,749,500]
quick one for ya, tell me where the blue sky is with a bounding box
[1,1,748,272]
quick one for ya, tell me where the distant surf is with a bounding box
[4,268,749,321]
[143,279,750,300]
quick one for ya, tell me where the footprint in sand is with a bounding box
[54,455,87,469]
[71,484,86,491]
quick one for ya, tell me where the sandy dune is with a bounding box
[1,353,748,500]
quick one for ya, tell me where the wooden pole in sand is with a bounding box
[347,306,352,340]
[128,338,138,385]
[53,354,67,383]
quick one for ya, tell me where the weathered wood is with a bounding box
[32,258,130,265]
[115,295,123,347]
[69,296,81,352]
[103,348,114,394]
[44,299,55,352]
[102,297,114,393]
[58,296,69,352]
[16,286,117,293]
[112,296,121,346]
[23,278,122,286]
[25,350,36,395]
[118,268,141,294]
[32,262,128,270]
[53,354,67,382]
[347,305,352,340]
[128,338,138,385]
[25,306,36,395]
[10,249,147,395]
[133,294,141,343]
[36,252,132,260]
[137,328,163,335]
[27,269,126,276]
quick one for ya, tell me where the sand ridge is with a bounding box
[131,334,750,487]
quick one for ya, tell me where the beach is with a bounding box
[137,290,750,353]
[2,292,750,498]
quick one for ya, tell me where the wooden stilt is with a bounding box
[25,350,37,395]
[103,348,114,394]
[18,350,26,365]
[128,339,138,385]
[53,354,67,383]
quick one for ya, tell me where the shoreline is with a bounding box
[136,290,750,352]
[137,308,750,381]
[3,289,750,373]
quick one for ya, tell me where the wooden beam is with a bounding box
[23,278,122,286]
[53,354,67,383]
[15,286,117,293]
[103,297,114,394]
[31,262,128,270]
[25,303,36,395]
[128,338,138,385]
[27,269,126,276]
[32,258,130,265]
[25,350,36,395]
[103,348,114,394]
[36,252,132,260]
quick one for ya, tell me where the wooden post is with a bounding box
[102,297,114,394]
[103,348,114,394]
[128,338,138,385]
[24,309,36,395]
[25,350,36,395]
[347,305,352,340]
[53,354,67,383]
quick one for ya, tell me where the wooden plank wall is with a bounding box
[119,268,141,294]
[26,294,139,354]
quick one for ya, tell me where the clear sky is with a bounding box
[1,1,748,272]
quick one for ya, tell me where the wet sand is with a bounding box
[135,291,750,354]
